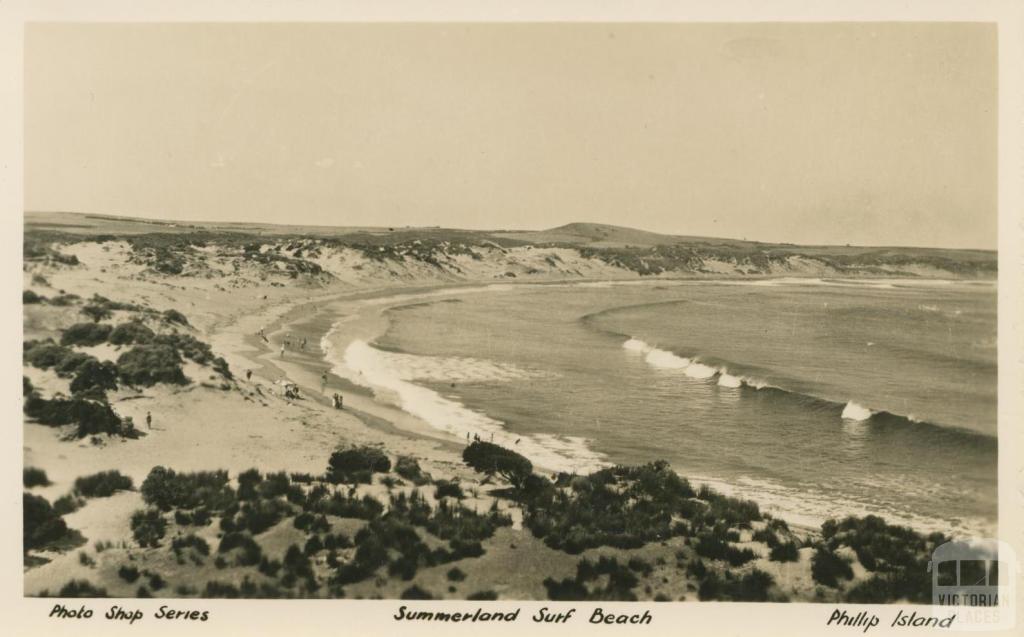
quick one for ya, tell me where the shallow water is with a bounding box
[330,278,997,536]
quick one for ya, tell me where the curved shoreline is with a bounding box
[221,278,996,540]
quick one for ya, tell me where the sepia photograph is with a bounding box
[7,4,1024,635]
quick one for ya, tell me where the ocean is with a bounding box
[328,278,997,537]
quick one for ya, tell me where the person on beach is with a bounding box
[146,411,152,430]
[280,344,286,359]
[320,372,328,392]
[246,369,252,381]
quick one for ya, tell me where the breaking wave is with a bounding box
[623,338,767,389]
[618,337,986,435]
[841,401,873,421]
[324,335,607,474]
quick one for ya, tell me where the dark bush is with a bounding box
[544,556,640,601]
[400,585,433,600]
[23,289,44,304]
[49,293,80,306]
[524,461,699,554]
[692,534,757,567]
[108,321,155,346]
[54,351,96,378]
[130,509,166,547]
[61,322,113,347]
[770,541,800,562]
[116,344,187,386]
[258,472,291,499]
[394,456,430,485]
[171,534,211,557]
[236,498,292,535]
[462,441,532,489]
[24,493,71,551]
[69,359,119,395]
[698,570,776,602]
[326,446,391,484]
[811,547,854,588]
[311,491,384,519]
[53,494,84,515]
[434,480,463,500]
[74,470,133,498]
[140,466,234,511]
[23,395,126,438]
[467,590,498,600]
[447,567,466,582]
[237,468,262,500]
[304,535,323,555]
[57,580,107,597]
[118,565,140,583]
[24,340,74,369]
[218,532,263,566]
[80,304,113,323]
[23,467,51,488]
[163,309,189,325]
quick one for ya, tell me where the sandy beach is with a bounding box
[19,220,992,604]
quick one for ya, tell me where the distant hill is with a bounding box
[491,222,743,248]
[23,211,996,280]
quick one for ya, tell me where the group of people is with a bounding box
[253,332,344,408]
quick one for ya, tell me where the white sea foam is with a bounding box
[622,338,652,353]
[645,349,691,369]
[683,362,717,379]
[694,474,994,539]
[717,372,742,388]
[327,334,606,474]
[841,401,873,421]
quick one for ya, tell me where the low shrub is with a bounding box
[140,466,234,511]
[57,580,107,598]
[80,304,113,323]
[447,567,466,582]
[394,456,430,485]
[163,309,189,325]
[69,359,118,395]
[116,344,187,386]
[172,534,211,557]
[769,541,801,562]
[118,565,140,583]
[400,585,433,600]
[23,395,127,438]
[130,509,167,547]
[108,321,155,346]
[53,494,85,515]
[693,534,757,567]
[23,467,51,488]
[543,556,641,601]
[698,569,776,602]
[23,290,44,304]
[811,547,854,588]
[24,340,75,370]
[434,480,464,500]
[218,532,263,566]
[467,590,498,600]
[326,446,391,484]
[61,322,113,347]
[74,470,133,498]
[462,441,532,489]
[24,493,71,551]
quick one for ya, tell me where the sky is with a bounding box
[25,22,997,249]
